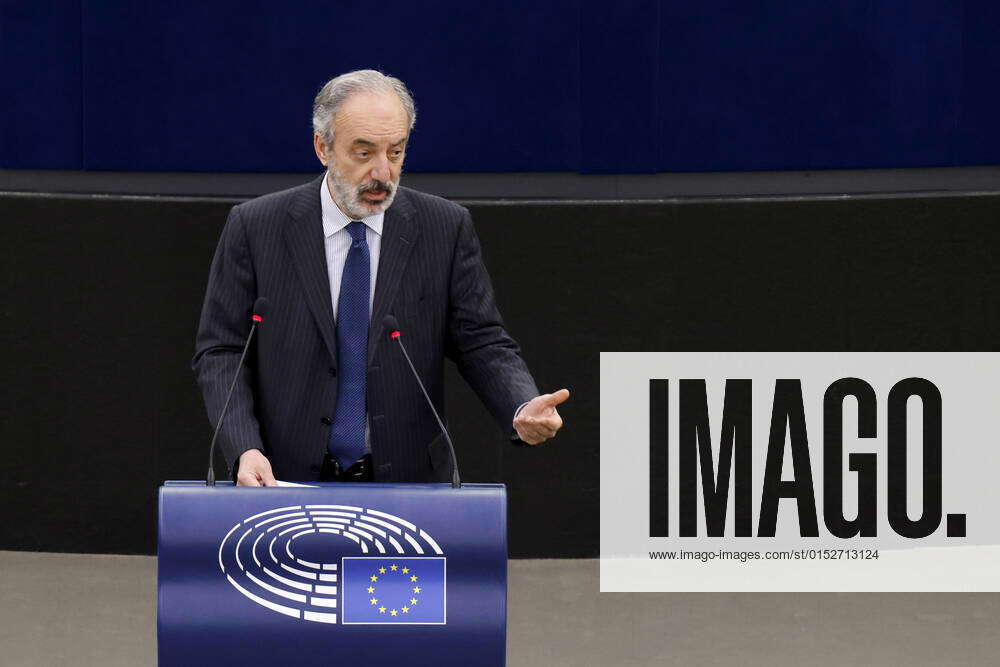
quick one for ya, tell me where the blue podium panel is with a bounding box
[158,482,507,666]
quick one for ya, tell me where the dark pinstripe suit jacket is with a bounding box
[193,176,538,482]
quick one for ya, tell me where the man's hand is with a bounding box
[513,389,570,445]
[237,449,278,487]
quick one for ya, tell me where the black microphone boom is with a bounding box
[382,315,461,488]
[206,297,270,486]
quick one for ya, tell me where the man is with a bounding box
[193,70,568,486]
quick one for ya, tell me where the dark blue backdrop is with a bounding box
[3,0,998,173]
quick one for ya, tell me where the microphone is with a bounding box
[382,315,461,488]
[206,297,270,486]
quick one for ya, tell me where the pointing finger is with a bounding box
[543,389,570,407]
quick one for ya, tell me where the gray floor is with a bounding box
[1,551,997,666]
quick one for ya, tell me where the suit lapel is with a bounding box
[369,188,419,366]
[284,175,338,366]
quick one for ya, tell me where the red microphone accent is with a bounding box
[390,331,401,339]
[252,315,263,323]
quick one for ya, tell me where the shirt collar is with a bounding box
[320,171,385,238]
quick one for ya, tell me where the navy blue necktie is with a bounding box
[328,221,370,469]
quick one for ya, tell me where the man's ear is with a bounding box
[313,133,330,167]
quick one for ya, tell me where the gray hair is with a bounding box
[312,69,416,145]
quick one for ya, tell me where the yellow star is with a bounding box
[410,598,418,605]
[390,564,398,571]
[370,598,378,605]
[390,609,398,616]
[410,575,418,582]
[378,567,386,574]
[370,575,378,582]
[402,567,409,574]
[367,586,375,594]
[402,606,410,613]
[379,606,386,614]
[413,586,421,594]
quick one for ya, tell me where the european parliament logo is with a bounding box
[218,504,447,625]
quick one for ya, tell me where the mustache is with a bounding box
[357,180,393,195]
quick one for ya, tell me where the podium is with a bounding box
[158,481,507,666]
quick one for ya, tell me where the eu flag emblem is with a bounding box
[341,557,446,624]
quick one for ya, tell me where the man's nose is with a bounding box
[370,154,391,182]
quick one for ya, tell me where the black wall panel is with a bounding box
[2,190,998,556]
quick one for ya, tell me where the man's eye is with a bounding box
[357,151,369,158]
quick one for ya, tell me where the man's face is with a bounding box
[313,92,409,219]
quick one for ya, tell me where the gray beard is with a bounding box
[328,166,399,220]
